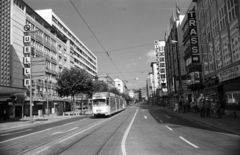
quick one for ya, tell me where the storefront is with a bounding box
[218,64,240,117]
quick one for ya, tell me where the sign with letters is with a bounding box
[188,9,199,62]
[23,24,31,31]
[24,46,31,54]
[24,79,31,86]
[218,65,240,82]
[24,68,31,75]
[23,57,30,65]
[23,36,31,43]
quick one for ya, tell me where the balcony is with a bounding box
[44,41,51,49]
[51,45,57,53]
[51,70,58,75]
[32,80,43,87]
[70,57,74,62]
[51,57,57,65]
[36,35,43,43]
[45,54,51,61]
[35,49,44,57]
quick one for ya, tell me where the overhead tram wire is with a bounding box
[69,0,126,81]
[94,43,153,53]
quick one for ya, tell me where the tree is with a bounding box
[86,79,108,98]
[55,67,93,110]
[109,87,120,95]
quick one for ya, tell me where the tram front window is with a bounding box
[93,99,106,106]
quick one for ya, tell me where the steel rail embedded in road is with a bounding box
[54,110,133,155]
[17,109,132,155]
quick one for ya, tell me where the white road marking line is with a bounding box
[0,129,32,136]
[58,115,119,143]
[52,127,78,136]
[180,136,199,148]
[160,120,163,123]
[144,116,147,119]
[51,132,63,136]
[0,128,52,144]
[166,126,172,131]
[66,127,78,132]
[121,108,139,155]
[62,122,73,126]
[32,147,49,155]
[165,115,171,118]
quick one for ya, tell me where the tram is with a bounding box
[92,92,126,117]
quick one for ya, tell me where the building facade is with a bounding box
[0,0,97,119]
[114,78,128,94]
[197,0,240,116]
[97,74,115,90]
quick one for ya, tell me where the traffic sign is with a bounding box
[24,24,31,31]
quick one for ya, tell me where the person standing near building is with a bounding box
[3,109,7,121]
[205,99,211,117]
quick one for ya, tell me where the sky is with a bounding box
[24,0,191,89]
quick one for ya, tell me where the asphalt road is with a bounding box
[0,103,239,155]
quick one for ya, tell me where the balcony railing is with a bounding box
[45,55,51,61]
[51,45,57,53]
[36,35,43,43]
[44,41,51,49]
[36,49,44,57]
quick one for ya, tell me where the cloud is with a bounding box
[131,58,135,61]
[126,62,137,68]
[138,57,142,60]
[145,49,156,65]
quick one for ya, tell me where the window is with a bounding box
[206,22,211,42]
[160,63,165,67]
[160,69,165,73]
[226,0,237,23]
[218,5,226,31]
[160,58,165,62]
[198,1,203,19]
[211,14,218,38]
[160,74,166,78]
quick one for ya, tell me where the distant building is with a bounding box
[128,90,134,98]
[97,74,115,89]
[114,78,127,93]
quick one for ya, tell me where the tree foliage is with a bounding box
[55,67,93,99]
[86,79,108,98]
[109,87,120,95]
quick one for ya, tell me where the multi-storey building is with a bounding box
[0,0,97,119]
[114,78,128,94]
[197,0,240,116]
[165,14,185,105]
[180,1,202,103]
[97,74,115,90]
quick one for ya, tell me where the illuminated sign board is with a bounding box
[188,10,200,63]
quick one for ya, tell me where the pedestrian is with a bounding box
[3,109,7,121]
[205,99,211,117]
[179,100,182,113]
[216,101,221,118]
[199,99,205,118]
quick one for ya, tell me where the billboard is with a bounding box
[31,57,46,80]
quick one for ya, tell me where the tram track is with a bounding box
[17,109,132,155]
[55,111,132,155]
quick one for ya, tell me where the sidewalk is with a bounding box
[0,111,93,132]
[158,106,240,136]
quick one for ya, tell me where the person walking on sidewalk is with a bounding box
[3,109,7,121]
[199,99,205,118]
[205,99,211,117]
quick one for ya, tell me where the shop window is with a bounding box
[226,91,240,105]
